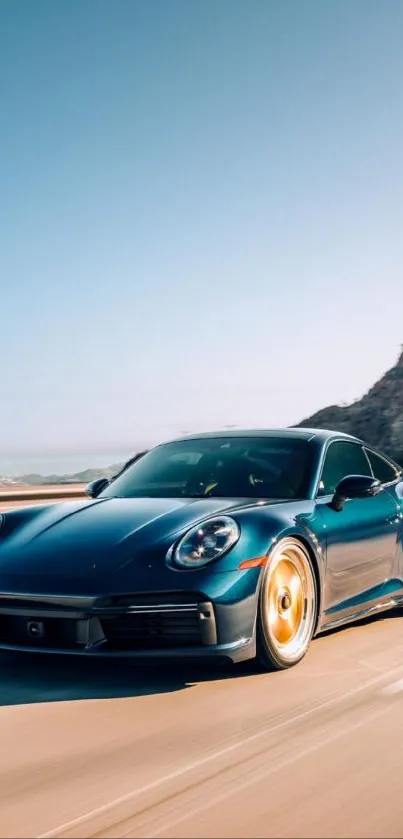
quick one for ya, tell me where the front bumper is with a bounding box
[0,591,257,663]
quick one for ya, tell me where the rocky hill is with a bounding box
[13,463,125,486]
[296,347,403,465]
[11,452,149,486]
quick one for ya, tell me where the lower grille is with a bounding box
[0,615,78,649]
[100,610,202,649]
[0,598,217,653]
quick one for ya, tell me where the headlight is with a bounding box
[172,516,240,569]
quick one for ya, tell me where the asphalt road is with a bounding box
[1,609,403,838]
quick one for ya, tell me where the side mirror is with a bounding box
[330,474,382,512]
[85,477,110,498]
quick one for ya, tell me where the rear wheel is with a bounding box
[256,538,317,671]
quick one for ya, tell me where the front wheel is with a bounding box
[256,537,317,671]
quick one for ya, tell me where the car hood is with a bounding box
[0,495,287,595]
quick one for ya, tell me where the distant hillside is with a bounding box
[13,451,149,486]
[296,347,403,465]
[15,463,125,486]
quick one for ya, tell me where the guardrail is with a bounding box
[0,485,87,503]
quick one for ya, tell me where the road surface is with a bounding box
[1,607,403,837]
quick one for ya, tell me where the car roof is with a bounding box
[166,428,362,444]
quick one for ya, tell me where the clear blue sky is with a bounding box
[1,0,402,455]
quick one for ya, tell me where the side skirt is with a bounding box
[316,596,403,635]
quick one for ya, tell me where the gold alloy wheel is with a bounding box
[260,538,316,665]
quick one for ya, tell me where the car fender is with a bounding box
[213,504,326,630]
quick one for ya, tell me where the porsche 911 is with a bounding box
[0,428,402,670]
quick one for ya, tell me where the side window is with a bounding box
[365,449,399,485]
[317,442,372,497]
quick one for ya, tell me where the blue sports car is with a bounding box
[0,428,402,670]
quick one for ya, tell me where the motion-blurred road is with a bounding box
[1,608,403,838]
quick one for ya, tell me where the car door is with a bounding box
[363,446,403,591]
[314,440,400,620]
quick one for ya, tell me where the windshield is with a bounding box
[101,436,314,500]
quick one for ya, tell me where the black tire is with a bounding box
[256,537,317,671]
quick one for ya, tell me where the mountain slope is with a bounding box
[296,347,403,464]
